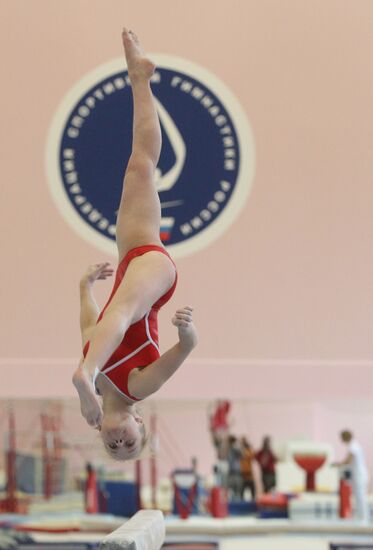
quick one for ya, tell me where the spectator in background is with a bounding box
[208,399,231,440]
[255,436,277,493]
[335,430,370,523]
[227,435,242,500]
[240,437,256,500]
[213,434,230,488]
[208,400,231,490]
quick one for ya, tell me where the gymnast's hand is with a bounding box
[73,360,103,430]
[81,262,114,286]
[172,306,198,350]
[80,387,103,430]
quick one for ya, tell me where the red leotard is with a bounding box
[82,245,177,402]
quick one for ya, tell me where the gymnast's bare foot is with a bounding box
[122,28,155,82]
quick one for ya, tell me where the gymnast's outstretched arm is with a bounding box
[129,306,198,398]
[79,263,114,347]
[72,263,114,428]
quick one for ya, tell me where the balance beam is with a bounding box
[100,510,165,550]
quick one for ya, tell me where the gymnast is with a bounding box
[72,29,198,460]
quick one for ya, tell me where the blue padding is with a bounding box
[228,500,257,515]
[258,508,289,519]
[105,481,138,517]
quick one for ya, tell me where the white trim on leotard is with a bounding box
[101,339,152,375]
[93,367,100,393]
[95,370,139,402]
[145,312,160,352]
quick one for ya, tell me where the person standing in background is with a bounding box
[335,430,370,523]
[255,436,277,493]
[208,400,231,489]
[227,435,242,500]
[208,400,231,447]
[240,437,256,500]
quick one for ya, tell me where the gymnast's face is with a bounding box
[101,412,144,460]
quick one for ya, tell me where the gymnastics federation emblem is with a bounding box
[46,56,255,258]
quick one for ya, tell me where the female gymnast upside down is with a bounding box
[72,29,198,461]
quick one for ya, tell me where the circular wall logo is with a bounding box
[46,56,255,258]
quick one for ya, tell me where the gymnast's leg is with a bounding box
[102,29,176,323]
[116,28,163,260]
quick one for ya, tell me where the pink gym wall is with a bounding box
[1,1,373,469]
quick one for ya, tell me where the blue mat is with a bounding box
[228,500,257,515]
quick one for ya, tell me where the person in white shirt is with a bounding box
[337,430,370,522]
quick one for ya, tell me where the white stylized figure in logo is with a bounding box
[154,98,186,193]
[154,99,186,226]
[114,99,185,235]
